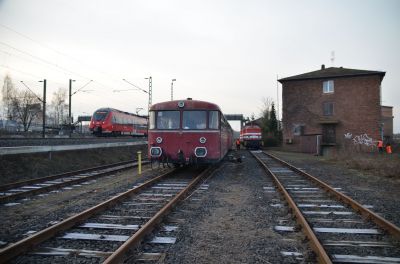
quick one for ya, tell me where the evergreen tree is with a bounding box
[268,103,278,136]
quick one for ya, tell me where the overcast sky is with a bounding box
[0,0,399,132]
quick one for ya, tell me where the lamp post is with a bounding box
[171,79,176,101]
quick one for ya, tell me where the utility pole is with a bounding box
[171,79,176,101]
[120,77,152,117]
[68,79,75,125]
[146,76,152,115]
[39,79,46,138]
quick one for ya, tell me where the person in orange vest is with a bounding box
[236,138,241,150]
[386,143,392,154]
[377,140,384,153]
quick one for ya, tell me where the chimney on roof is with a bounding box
[321,64,325,70]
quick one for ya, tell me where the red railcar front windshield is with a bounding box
[149,110,220,130]
[156,111,180,129]
[93,111,108,121]
[183,111,206,129]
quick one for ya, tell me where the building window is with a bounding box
[293,124,304,136]
[323,80,334,93]
[323,102,334,116]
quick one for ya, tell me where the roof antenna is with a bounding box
[331,51,335,66]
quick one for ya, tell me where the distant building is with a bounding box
[279,65,392,154]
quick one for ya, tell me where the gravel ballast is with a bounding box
[2,149,399,263]
[163,150,314,263]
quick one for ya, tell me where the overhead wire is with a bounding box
[19,81,43,101]
[0,49,78,87]
[0,41,92,81]
[0,23,135,88]
[0,64,43,80]
[1,23,149,112]
[0,42,116,93]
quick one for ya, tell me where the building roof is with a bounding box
[278,66,385,82]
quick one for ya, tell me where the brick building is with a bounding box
[381,106,394,141]
[278,65,391,154]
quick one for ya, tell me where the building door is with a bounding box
[322,124,336,144]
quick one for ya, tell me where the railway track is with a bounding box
[252,150,400,264]
[0,160,149,204]
[0,166,216,263]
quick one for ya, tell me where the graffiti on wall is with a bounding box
[344,133,352,139]
[344,133,375,146]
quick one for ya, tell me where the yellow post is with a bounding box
[137,151,142,175]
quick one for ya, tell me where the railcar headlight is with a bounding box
[150,147,162,157]
[156,137,163,144]
[199,137,206,144]
[194,147,207,157]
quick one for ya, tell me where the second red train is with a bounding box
[240,124,262,149]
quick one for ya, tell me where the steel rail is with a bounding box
[251,152,332,264]
[0,169,175,264]
[103,165,216,264]
[265,151,400,239]
[0,160,140,191]
[0,160,150,203]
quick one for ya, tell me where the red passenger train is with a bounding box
[148,99,233,166]
[240,124,262,149]
[89,108,148,136]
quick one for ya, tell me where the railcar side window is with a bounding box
[157,111,180,129]
[220,115,227,128]
[183,111,206,130]
[149,111,156,129]
[209,111,219,129]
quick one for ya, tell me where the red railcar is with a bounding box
[89,108,147,136]
[240,124,262,149]
[148,99,233,165]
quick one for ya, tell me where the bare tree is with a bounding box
[11,90,41,131]
[259,97,274,119]
[49,87,68,126]
[1,74,17,120]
